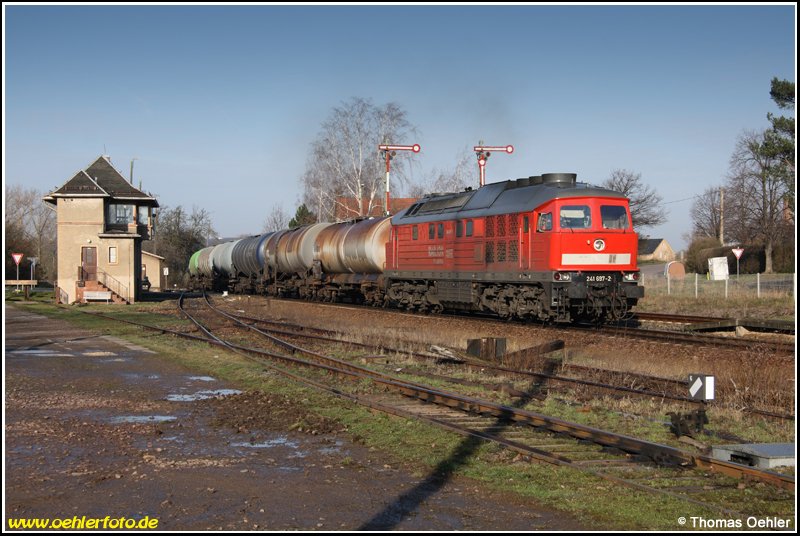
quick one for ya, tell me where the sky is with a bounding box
[4,3,796,251]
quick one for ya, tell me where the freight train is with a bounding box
[188,173,644,323]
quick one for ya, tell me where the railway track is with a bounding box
[68,298,794,516]
[184,296,795,497]
[206,296,794,422]
[257,296,795,355]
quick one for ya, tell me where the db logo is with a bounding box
[593,239,606,252]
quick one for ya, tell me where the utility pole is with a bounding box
[719,187,724,246]
[130,157,138,185]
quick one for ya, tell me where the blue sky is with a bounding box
[4,4,795,250]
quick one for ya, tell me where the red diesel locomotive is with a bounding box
[384,172,643,322]
[189,172,643,323]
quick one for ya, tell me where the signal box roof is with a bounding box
[44,155,159,206]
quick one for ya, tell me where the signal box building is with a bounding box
[43,156,159,304]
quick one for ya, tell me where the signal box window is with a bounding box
[412,225,418,240]
[560,206,591,229]
[537,213,552,232]
[108,246,118,264]
[601,205,629,229]
[465,220,473,237]
[429,224,435,240]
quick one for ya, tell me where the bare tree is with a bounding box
[145,205,216,282]
[5,185,56,281]
[302,97,416,221]
[725,130,792,273]
[690,186,724,244]
[602,169,668,230]
[408,148,474,198]
[262,204,289,233]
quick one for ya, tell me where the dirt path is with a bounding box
[4,304,586,530]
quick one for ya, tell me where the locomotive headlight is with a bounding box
[553,272,571,282]
[623,272,640,282]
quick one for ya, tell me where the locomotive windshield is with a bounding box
[601,205,630,229]
[559,205,592,229]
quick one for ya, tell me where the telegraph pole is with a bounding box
[719,187,724,246]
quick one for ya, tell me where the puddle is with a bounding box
[10,349,75,357]
[108,415,177,424]
[188,376,217,382]
[231,436,299,450]
[121,373,160,381]
[319,446,343,455]
[83,351,117,357]
[166,389,242,402]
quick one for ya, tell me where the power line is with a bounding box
[663,194,703,205]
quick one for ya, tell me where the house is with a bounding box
[637,238,676,263]
[333,197,418,221]
[141,250,165,291]
[43,156,159,304]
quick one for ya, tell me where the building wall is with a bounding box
[56,198,104,304]
[55,197,142,303]
[141,253,163,291]
[653,242,675,262]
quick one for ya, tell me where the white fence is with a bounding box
[640,273,796,299]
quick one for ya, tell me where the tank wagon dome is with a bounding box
[392,173,626,224]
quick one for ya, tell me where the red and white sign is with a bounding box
[12,253,24,266]
[732,248,744,260]
[379,144,420,153]
[474,145,514,154]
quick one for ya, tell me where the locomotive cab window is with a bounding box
[429,224,435,240]
[537,213,552,232]
[412,225,418,240]
[465,220,473,237]
[437,223,444,239]
[456,221,463,238]
[601,205,629,229]
[559,206,591,229]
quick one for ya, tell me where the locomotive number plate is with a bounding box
[586,275,612,283]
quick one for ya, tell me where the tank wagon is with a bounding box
[189,172,644,322]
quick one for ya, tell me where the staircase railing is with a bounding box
[77,266,130,303]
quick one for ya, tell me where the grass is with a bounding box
[635,293,795,321]
[6,298,796,529]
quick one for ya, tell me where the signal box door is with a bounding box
[81,246,97,280]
